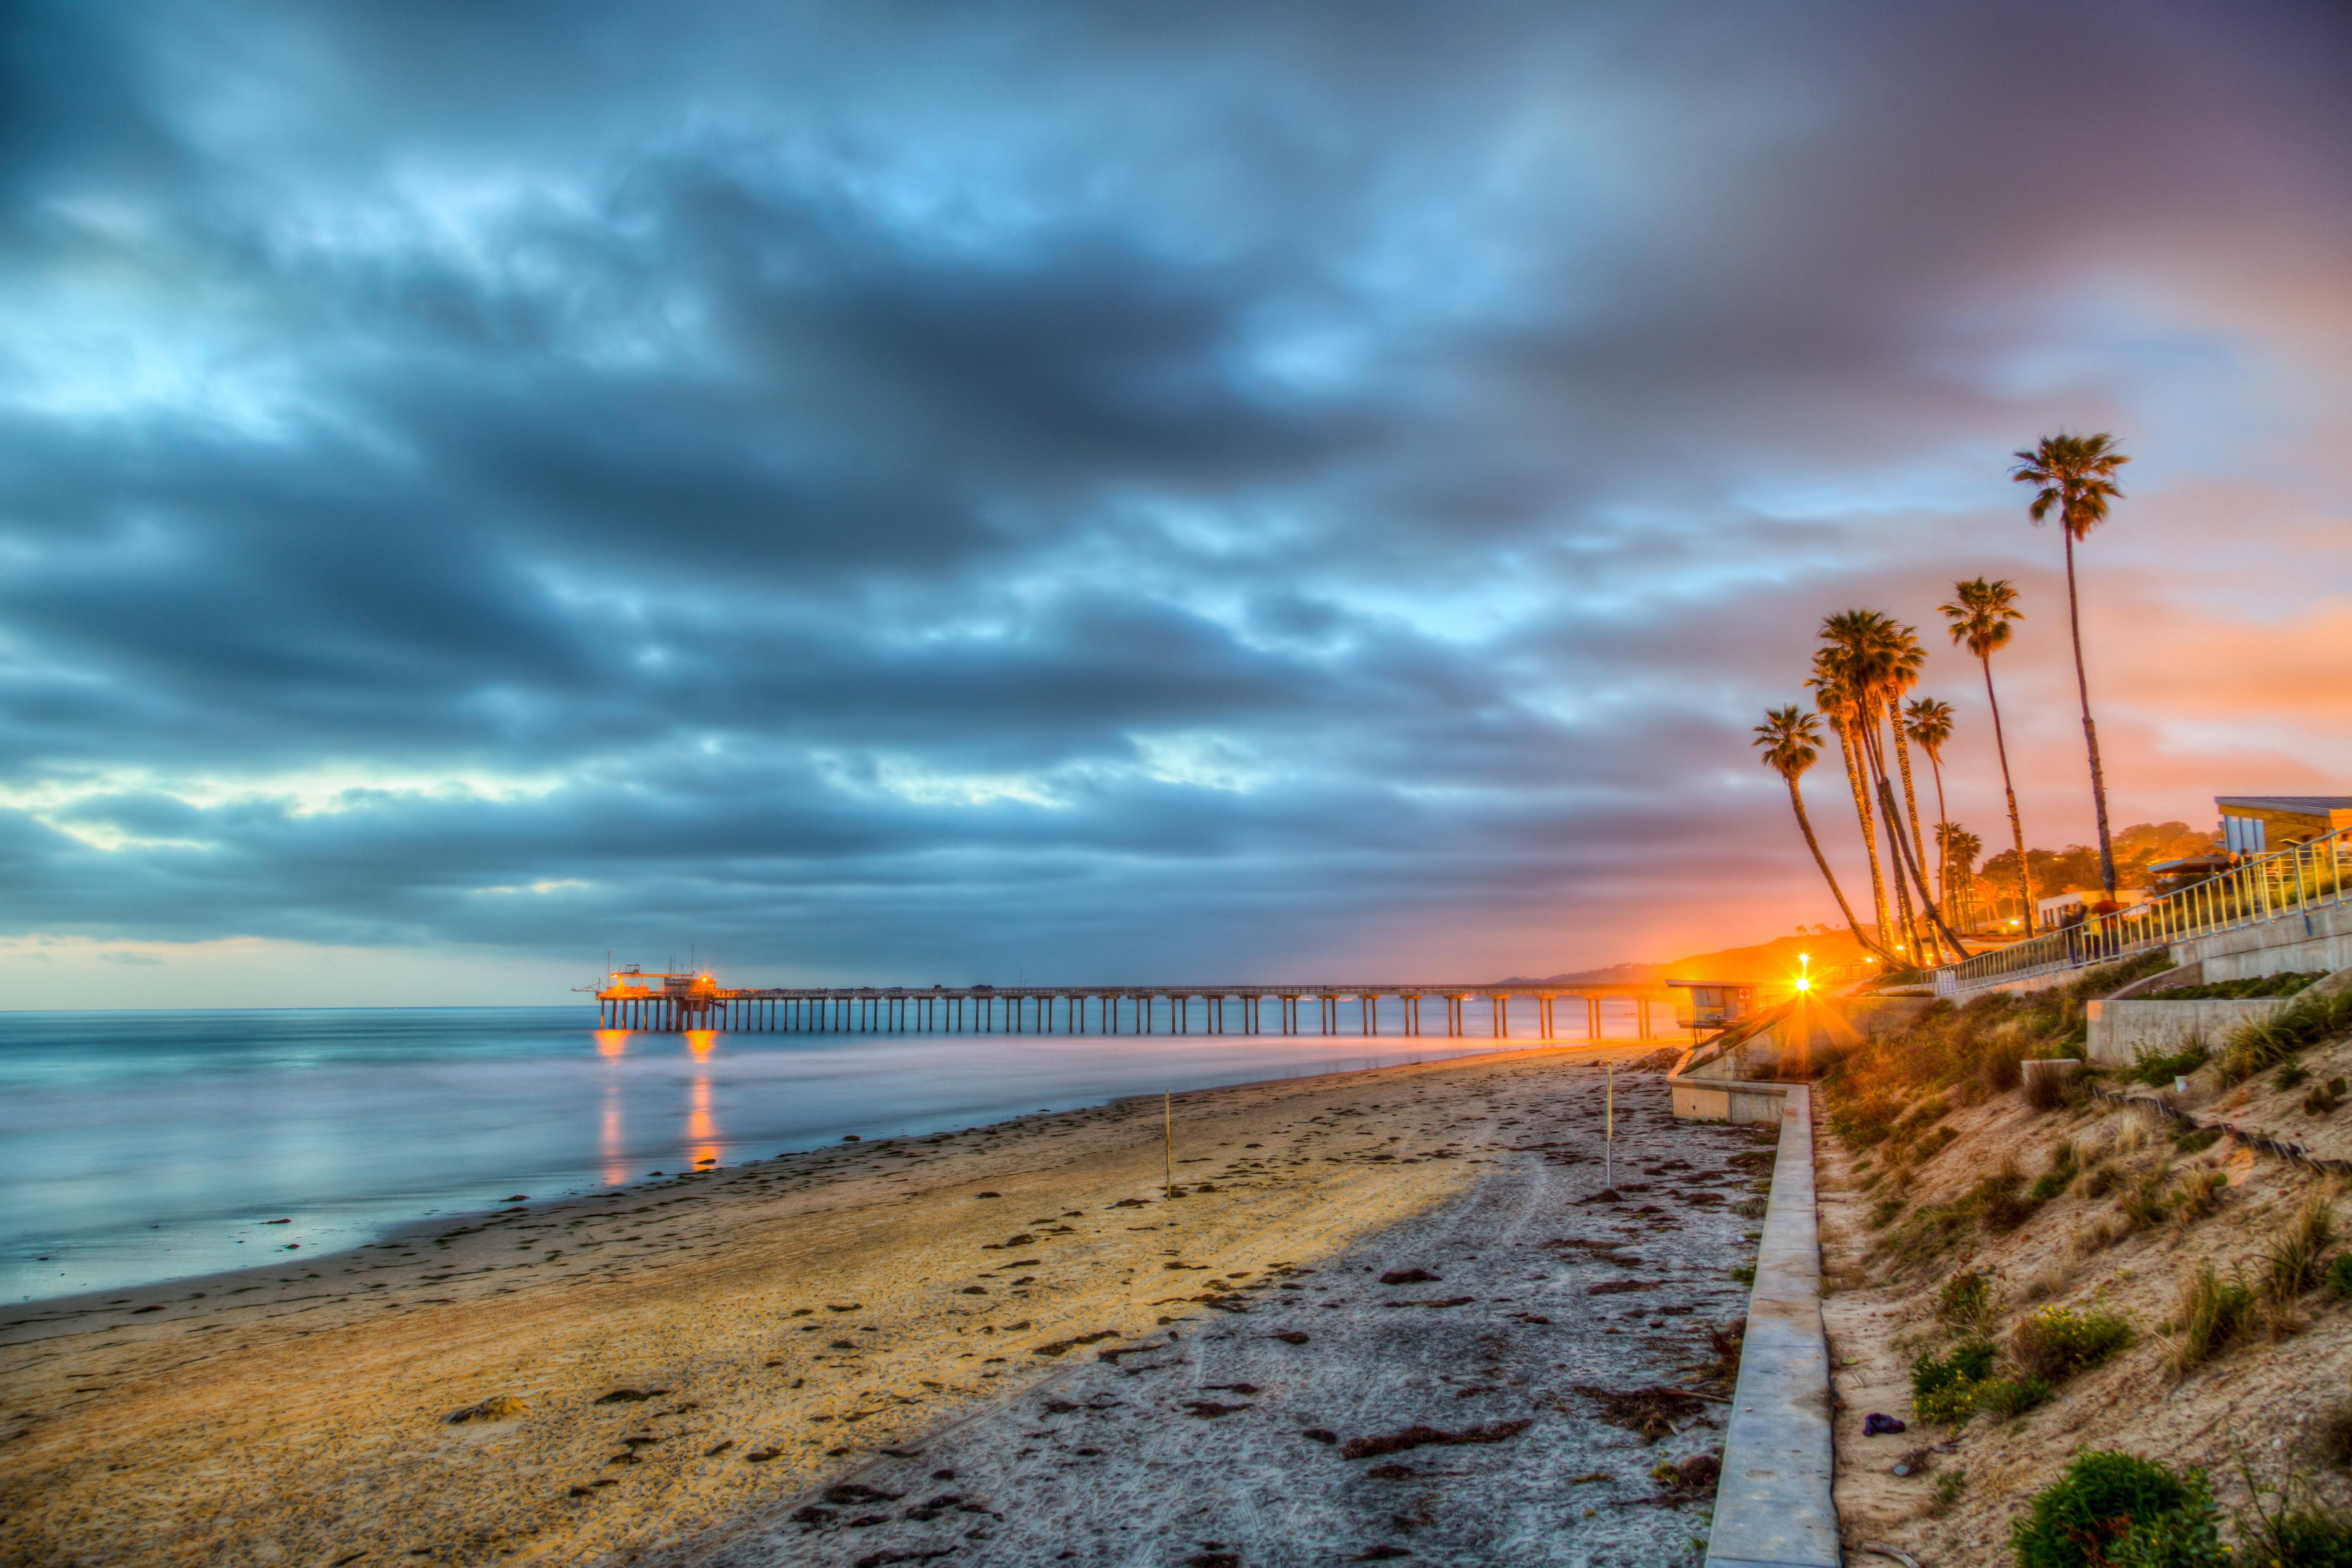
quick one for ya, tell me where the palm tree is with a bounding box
[1819,611,1970,962]
[1881,624,1937,958]
[1905,696,1955,920]
[1808,649,1894,955]
[1821,611,1925,960]
[1940,578,2032,933]
[2013,431,2129,899]
[1936,822,1984,927]
[1753,705,1882,957]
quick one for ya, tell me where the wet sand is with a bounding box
[0,1045,1756,1567]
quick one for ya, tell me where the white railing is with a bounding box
[1931,826,2351,996]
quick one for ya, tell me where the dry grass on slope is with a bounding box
[1812,975,2352,1566]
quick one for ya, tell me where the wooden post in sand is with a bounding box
[1164,1090,1174,1200]
[1605,1059,1615,1189]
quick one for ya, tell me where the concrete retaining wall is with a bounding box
[1671,1079,1791,1126]
[1706,1083,1839,1568]
[2084,996,2292,1065]
[2175,899,2352,982]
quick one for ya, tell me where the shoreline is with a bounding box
[0,1042,1699,1567]
[5,1031,1592,1312]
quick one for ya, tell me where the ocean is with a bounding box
[0,1003,1649,1303]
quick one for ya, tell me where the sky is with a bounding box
[3,0,2349,1006]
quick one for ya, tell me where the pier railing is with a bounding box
[1931,826,2351,996]
[592,977,1690,1042]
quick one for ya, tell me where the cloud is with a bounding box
[0,0,2346,994]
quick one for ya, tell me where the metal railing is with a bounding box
[1932,826,2350,996]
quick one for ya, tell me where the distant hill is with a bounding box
[1494,926,1874,987]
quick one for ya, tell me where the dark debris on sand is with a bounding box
[660,1053,1763,1568]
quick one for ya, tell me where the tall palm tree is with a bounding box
[2013,431,2129,899]
[1881,624,1936,959]
[1941,578,2032,933]
[1820,611,1970,962]
[1905,696,1956,921]
[1820,615,1918,959]
[1753,705,1882,957]
[1808,649,1894,955]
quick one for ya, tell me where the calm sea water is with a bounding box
[0,1004,1639,1304]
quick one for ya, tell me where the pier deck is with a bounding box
[592,971,1685,1040]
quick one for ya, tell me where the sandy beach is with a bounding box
[0,1044,1763,1567]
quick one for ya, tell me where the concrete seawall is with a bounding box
[1705,1084,1841,1568]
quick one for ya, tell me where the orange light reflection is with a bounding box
[601,1082,627,1187]
[595,1029,628,1059]
[687,1073,720,1172]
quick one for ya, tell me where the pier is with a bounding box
[592,970,1686,1040]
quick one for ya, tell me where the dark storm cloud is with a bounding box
[1,0,2347,983]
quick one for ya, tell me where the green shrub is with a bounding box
[2010,1304,2135,1382]
[1893,1094,1952,1136]
[2067,950,2182,1004]
[1969,1163,2040,1232]
[2259,1512,2352,1564]
[2172,1126,2222,1154]
[2219,987,2352,1085]
[2170,1168,2226,1224]
[2133,1042,2211,1086]
[2151,972,2325,1001]
[2308,1078,2347,1117]
[2327,1254,2352,1300]
[2278,1064,2313,1090]
[2011,1451,2205,1568]
[2171,1260,2254,1374]
[1936,1269,1995,1336]
[1911,1339,1996,1425]
[1929,1467,1967,1516]
[1730,1263,1755,1286]
[1975,1375,2053,1420]
[2121,1172,2172,1228]
[2323,1402,2352,1471]
[1870,1199,1975,1275]
[1867,1196,1905,1229]
[2261,1196,2336,1304]
[2029,1139,2082,1202]
[2105,1487,2229,1566]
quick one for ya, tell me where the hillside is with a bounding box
[1500,926,1876,988]
[1809,967,2352,1564]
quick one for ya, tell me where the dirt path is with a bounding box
[0,1045,1738,1568]
[666,1053,1769,1568]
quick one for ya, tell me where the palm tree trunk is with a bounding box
[1786,775,1878,957]
[1857,719,1922,962]
[1980,652,2035,935]
[1874,772,1973,959]
[2064,529,2119,898]
[1927,752,1951,927]
[1886,696,1939,962]
[1836,721,1894,954]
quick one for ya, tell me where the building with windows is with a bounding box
[2216,796,2352,855]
